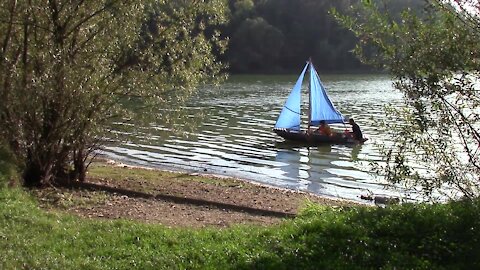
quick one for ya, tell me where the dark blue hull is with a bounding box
[273,128,367,145]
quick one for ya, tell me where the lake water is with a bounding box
[102,74,412,202]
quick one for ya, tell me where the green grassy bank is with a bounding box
[1,149,479,269]
[1,185,480,269]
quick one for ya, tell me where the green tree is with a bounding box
[334,0,480,199]
[232,0,255,19]
[0,0,228,186]
[228,17,284,72]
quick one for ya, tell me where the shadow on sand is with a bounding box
[67,181,295,219]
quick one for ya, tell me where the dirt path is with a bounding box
[35,165,360,228]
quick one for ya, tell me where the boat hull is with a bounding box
[273,128,367,145]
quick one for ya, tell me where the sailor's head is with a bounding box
[349,118,355,125]
[320,120,326,126]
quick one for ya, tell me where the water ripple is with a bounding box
[102,74,406,202]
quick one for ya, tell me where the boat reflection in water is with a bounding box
[274,142,375,199]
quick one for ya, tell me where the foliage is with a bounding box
[0,142,19,188]
[334,0,480,199]
[0,1,228,186]
[222,0,425,73]
[228,17,284,72]
[1,187,480,269]
[223,0,361,73]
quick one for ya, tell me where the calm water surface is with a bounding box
[103,74,413,202]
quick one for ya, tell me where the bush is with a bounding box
[0,143,19,188]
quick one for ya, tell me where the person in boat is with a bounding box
[316,120,332,136]
[348,118,363,141]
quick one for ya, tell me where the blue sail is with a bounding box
[309,64,345,125]
[274,63,309,130]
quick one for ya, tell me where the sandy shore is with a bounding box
[35,160,364,228]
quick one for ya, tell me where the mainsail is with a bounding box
[309,64,345,125]
[274,61,345,130]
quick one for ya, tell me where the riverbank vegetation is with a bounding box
[0,1,228,187]
[1,162,480,269]
[335,0,480,199]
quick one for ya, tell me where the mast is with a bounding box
[307,58,312,131]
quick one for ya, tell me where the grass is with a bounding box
[88,163,246,190]
[33,187,111,209]
[1,159,480,269]
[1,187,480,269]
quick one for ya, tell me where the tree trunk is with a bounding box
[23,163,43,187]
[73,149,87,182]
[23,150,54,187]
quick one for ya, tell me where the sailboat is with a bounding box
[273,60,367,145]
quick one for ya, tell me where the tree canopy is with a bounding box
[335,0,480,199]
[0,0,228,186]
[223,0,425,73]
